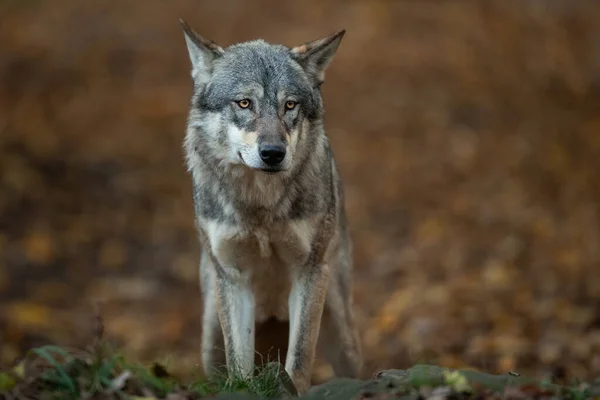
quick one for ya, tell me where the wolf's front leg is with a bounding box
[285,264,330,394]
[214,265,255,378]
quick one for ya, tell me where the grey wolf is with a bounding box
[179,19,363,394]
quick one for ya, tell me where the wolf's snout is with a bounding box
[259,144,286,166]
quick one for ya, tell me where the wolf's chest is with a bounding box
[202,218,317,320]
[204,219,315,267]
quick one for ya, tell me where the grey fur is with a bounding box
[180,19,362,394]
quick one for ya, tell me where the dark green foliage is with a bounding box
[0,344,597,399]
[0,342,293,399]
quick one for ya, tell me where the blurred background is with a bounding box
[1,0,600,384]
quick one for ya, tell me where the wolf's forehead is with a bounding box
[213,42,308,94]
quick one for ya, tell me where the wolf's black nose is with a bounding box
[259,144,286,165]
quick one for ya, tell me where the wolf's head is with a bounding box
[181,20,344,174]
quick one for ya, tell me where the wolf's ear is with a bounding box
[291,29,345,86]
[180,18,224,84]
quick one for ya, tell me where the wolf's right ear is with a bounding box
[180,19,224,84]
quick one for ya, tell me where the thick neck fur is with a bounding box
[184,119,331,225]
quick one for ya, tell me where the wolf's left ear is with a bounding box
[180,18,224,84]
[291,29,345,86]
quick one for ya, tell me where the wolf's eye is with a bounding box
[236,99,251,109]
[285,101,298,110]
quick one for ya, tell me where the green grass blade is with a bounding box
[31,347,77,394]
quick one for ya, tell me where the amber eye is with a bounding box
[285,101,298,110]
[236,99,251,109]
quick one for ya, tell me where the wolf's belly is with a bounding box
[251,258,292,323]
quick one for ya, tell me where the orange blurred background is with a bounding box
[1,0,600,383]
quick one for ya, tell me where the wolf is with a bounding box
[179,19,363,394]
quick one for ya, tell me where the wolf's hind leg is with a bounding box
[318,278,363,378]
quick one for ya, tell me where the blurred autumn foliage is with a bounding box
[1,0,600,384]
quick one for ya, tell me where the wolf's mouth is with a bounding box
[259,169,280,175]
[238,151,284,174]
